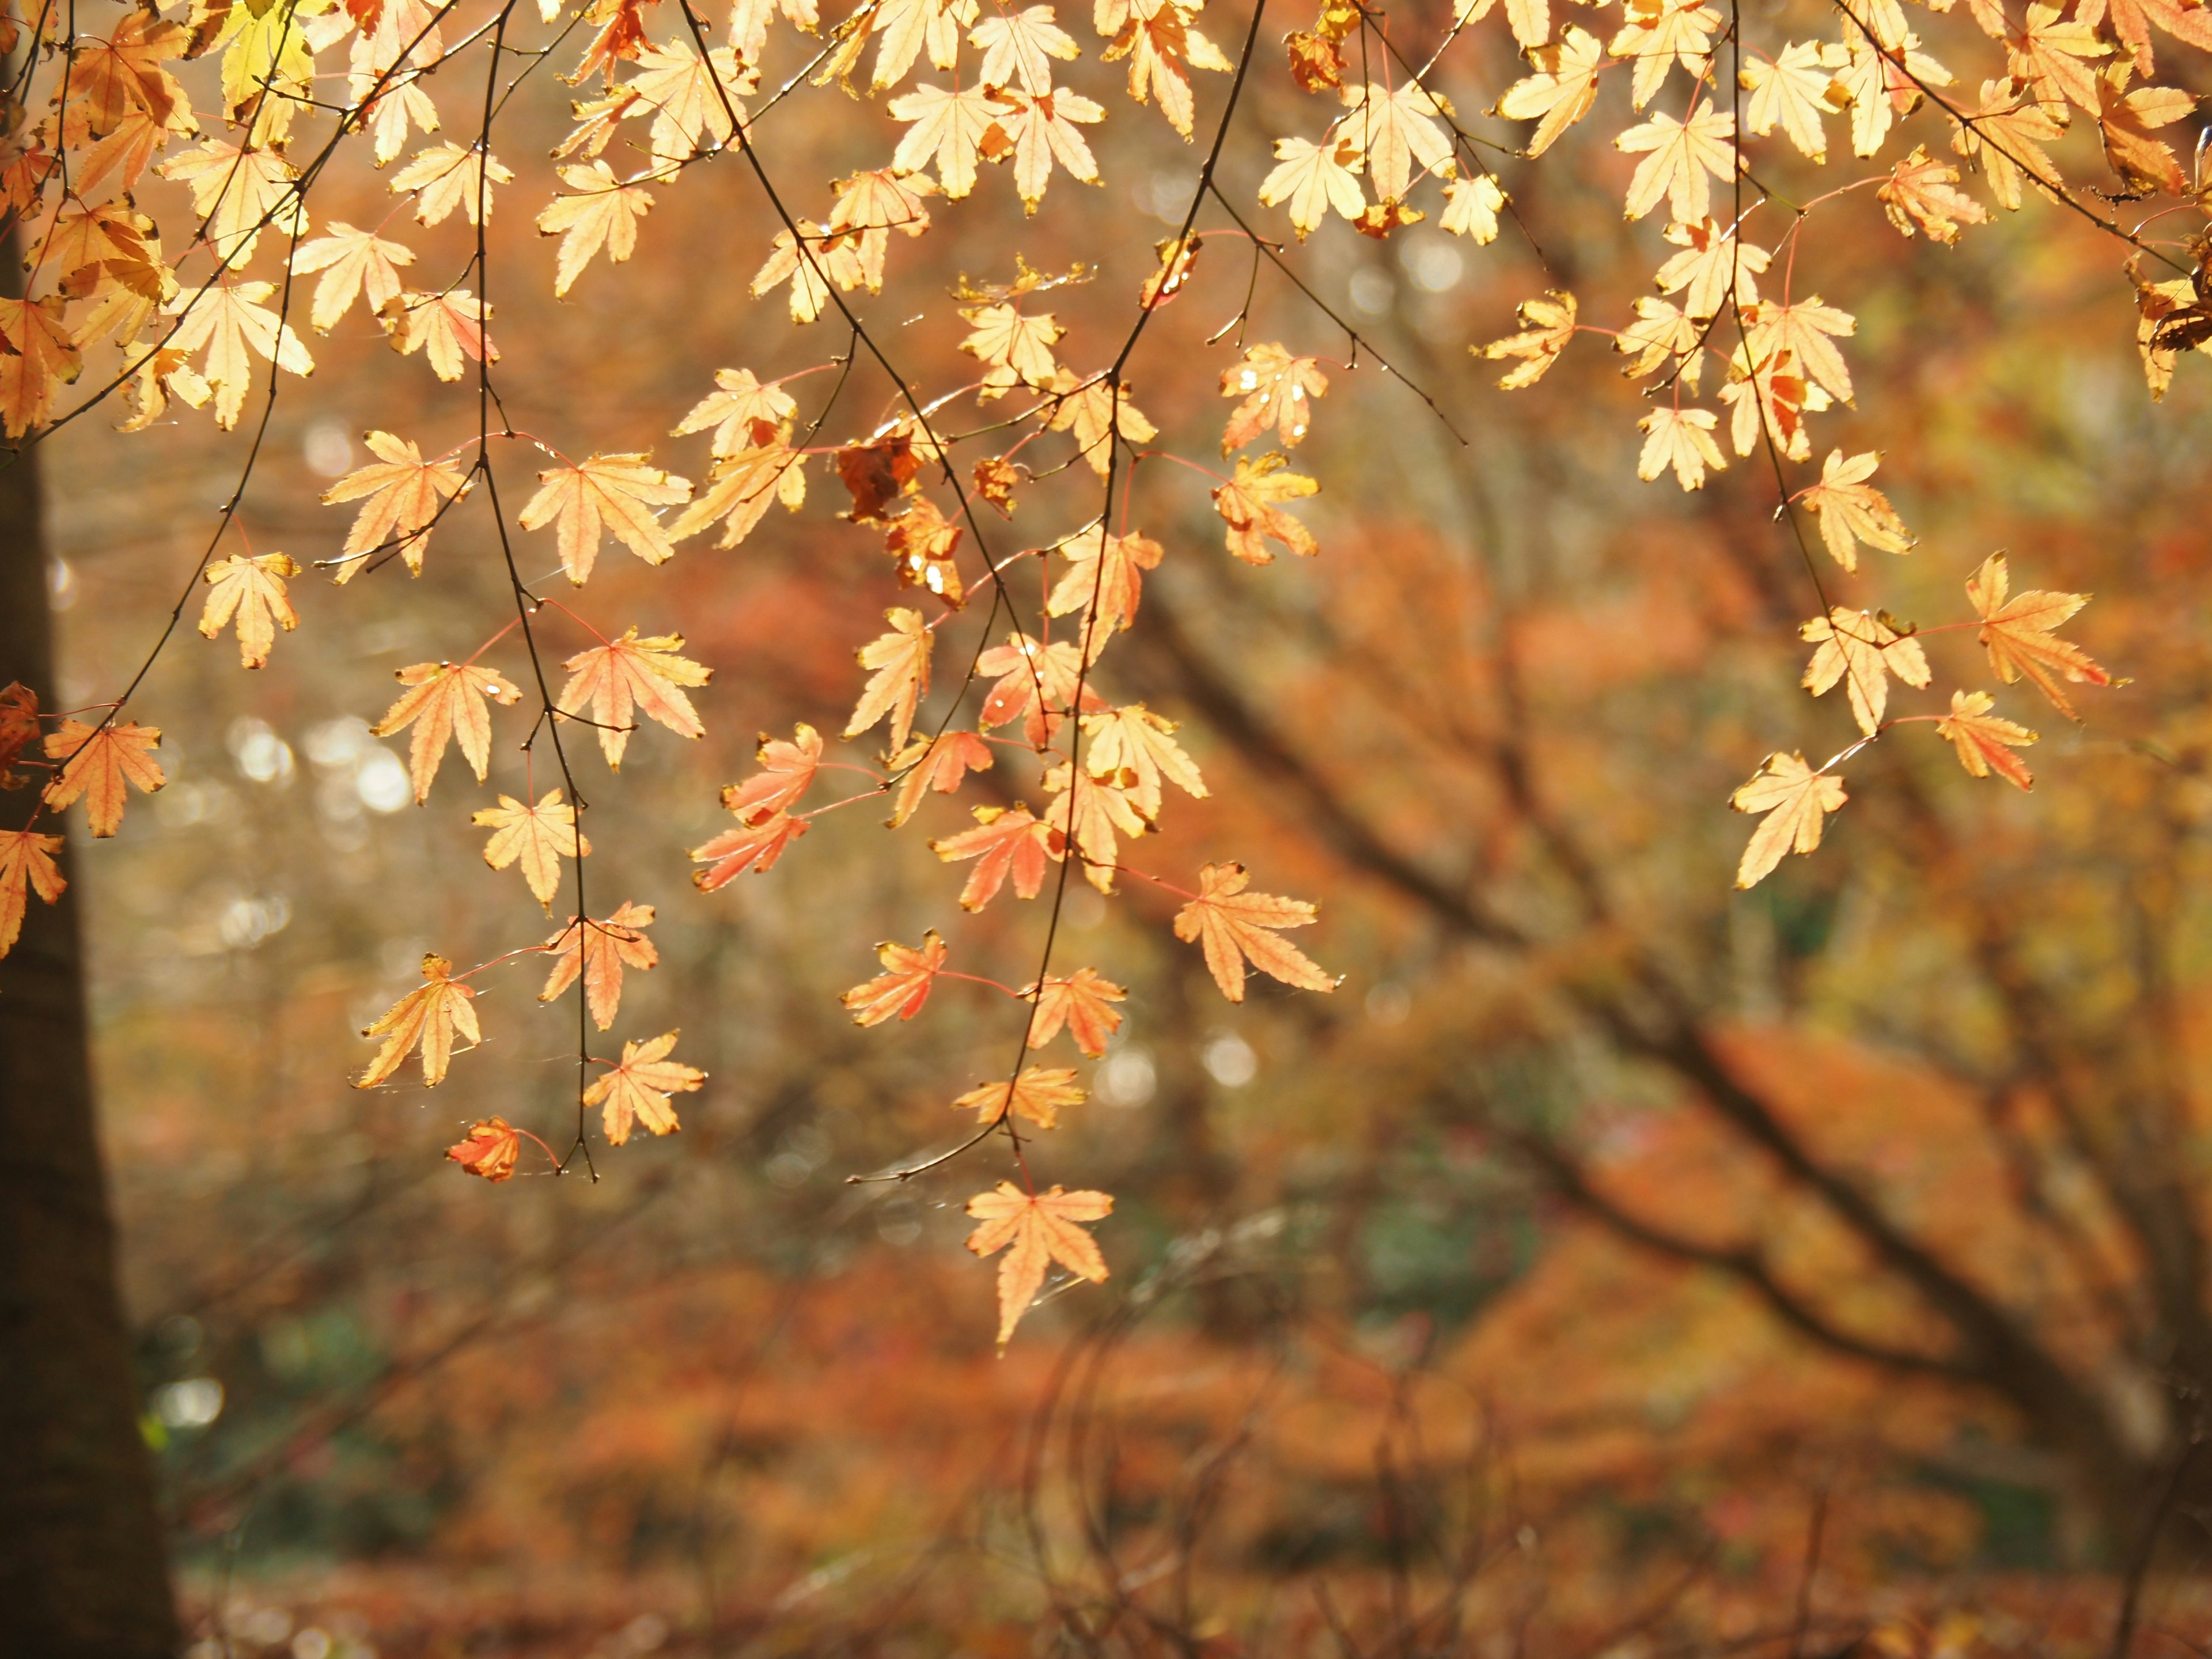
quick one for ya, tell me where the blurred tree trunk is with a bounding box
[0,222,179,1653]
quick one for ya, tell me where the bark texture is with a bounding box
[0,400,179,1650]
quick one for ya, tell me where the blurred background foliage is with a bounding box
[47,0,2212,1649]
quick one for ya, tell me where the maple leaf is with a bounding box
[1740,40,1834,161]
[557,628,710,770]
[157,142,304,266]
[1730,753,1846,889]
[887,728,993,825]
[537,160,655,296]
[1340,80,1454,203]
[1257,134,1365,238]
[1481,290,1576,388]
[1220,343,1328,453]
[389,141,514,226]
[290,223,416,332]
[518,454,692,585]
[1745,298,1856,404]
[1637,406,1725,491]
[0,830,64,957]
[1656,218,1768,320]
[379,289,498,382]
[373,661,523,802]
[1045,368,1156,475]
[888,82,998,198]
[845,608,933,752]
[972,4,1080,93]
[585,1029,704,1145]
[1616,297,1703,384]
[1879,146,1989,243]
[691,809,809,888]
[0,296,81,435]
[1608,0,1722,109]
[973,455,1028,514]
[1937,689,2037,789]
[986,85,1105,210]
[162,282,315,430]
[1718,345,1830,461]
[198,553,301,669]
[960,300,1063,396]
[965,1182,1112,1348]
[725,724,823,824]
[1101,0,1230,137]
[837,434,923,524]
[1440,175,1507,243]
[0,682,36,782]
[1798,450,1913,571]
[446,1117,521,1183]
[842,930,948,1025]
[1025,967,1125,1056]
[669,438,808,547]
[323,432,468,580]
[1043,761,1147,892]
[1173,861,1334,1002]
[1496,26,1603,157]
[2096,66,2195,195]
[541,900,658,1029]
[2007,1,2109,113]
[71,11,192,134]
[884,497,967,605]
[1966,553,2112,718]
[953,1064,1085,1128]
[1950,79,2065,210]
[42,720,164,838]
[627,41,753,161]
[474,790,590,912]
[1048,526,1162,644]
[1082,703,1205,820]
[1213,453,1319,565]
[1616,105,1737,224]
[932,803,1053,908]
[357,953,479,1088]
[977,633,1099,747]
[672,368,798,459]
[1801,607,1930,734]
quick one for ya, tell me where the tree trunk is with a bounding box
[0,325,179,1647]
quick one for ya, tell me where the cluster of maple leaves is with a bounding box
[0,0,2194,1342]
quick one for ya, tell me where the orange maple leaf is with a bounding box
[1212,453,1319,565]
[1047,526,1162,645]
[0,681,37,781]
[540,900,657,1029]
[199,554,301,669]
[976,633,1100,748]
[518,453,692,584]
[691,808,808,889]
[556,627,710,770]
[965,1182,1112,1348]
[887,728,993,827]
[446,1117,521,1182]
[474,789,590,912]
[953,1063,1085,1128]
[1219,342,1328,452]
[724,723,823,825]
[845,608,933,753]
[842,930,947,1025]
[357,953,479,1088]
[1173,861,1335,1002]
[1025,967,1125,1057]
[0,828,64,957]
[931,804,1052,909]
[584,1029,704,1145]
[1967,554,2112,719]
[42,719,164,838]
[1936,689,2037,789]
[322,432,467,581]
[373,661,522,803]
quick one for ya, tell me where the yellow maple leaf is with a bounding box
[965,1181,1112,1348]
